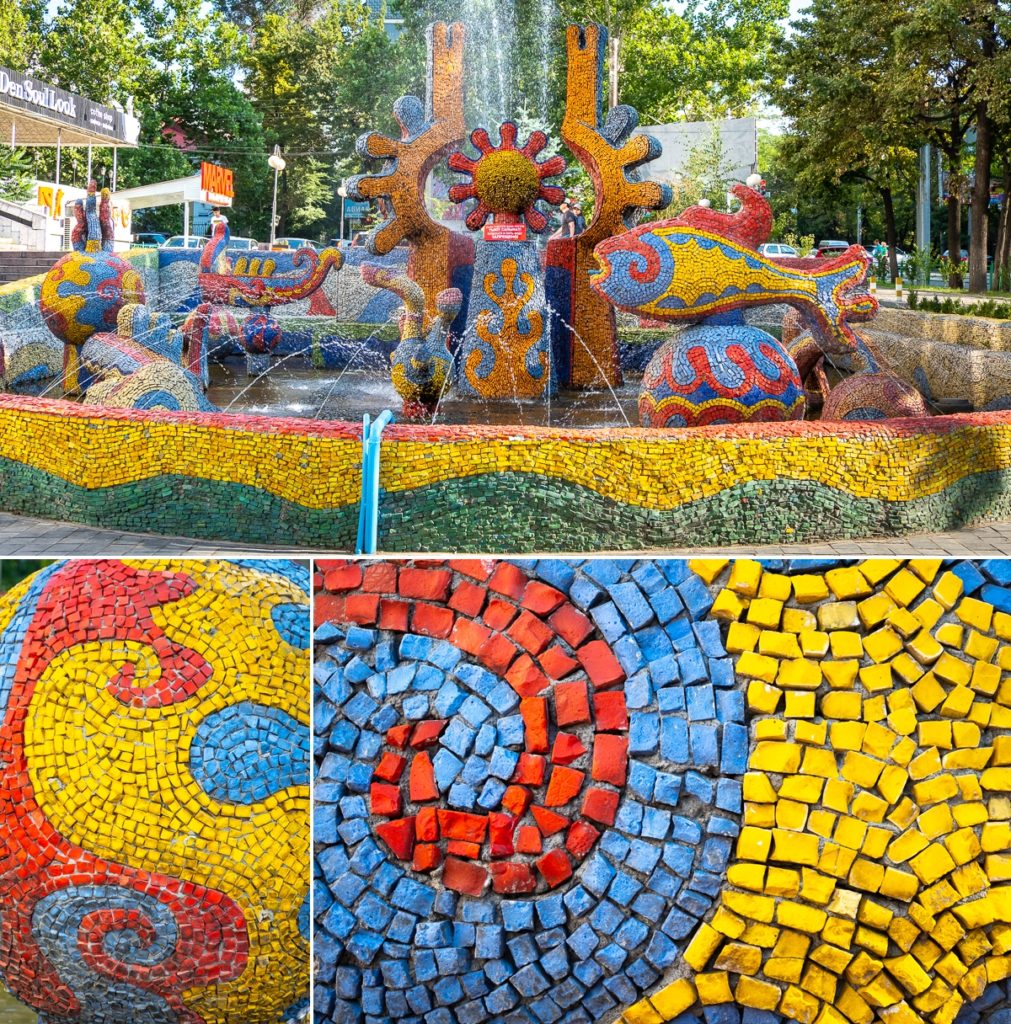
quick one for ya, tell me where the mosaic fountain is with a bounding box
[1,23,1010,550]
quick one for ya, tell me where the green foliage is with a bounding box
[903,245,936,288]
[782,232,815,257]
[0,561,50,593]
[620,0,788,122]
[0,149,34,203]
[0,0,44,67]
[658,123,735,214]
[907,292,1011,319]
[937,256,964,283]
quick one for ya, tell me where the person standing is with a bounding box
[550,200,576,240]
[572,203,586,235]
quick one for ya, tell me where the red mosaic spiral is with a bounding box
[315,559,632,896]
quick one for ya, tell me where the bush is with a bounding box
[907,291,1011,320]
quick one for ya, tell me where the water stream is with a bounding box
[205,358,644,427]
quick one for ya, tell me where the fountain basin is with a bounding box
[3,392,1011,550]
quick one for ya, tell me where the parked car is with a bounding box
[271,237,321,251]
[942,248,969,262]
[225,236,259,250]
[815,240,852,258]
[160,235,204,249]
[757,242,799,258]
[132,232,168,247]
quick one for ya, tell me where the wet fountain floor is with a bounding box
[206,360,643,427]
[0,993,35,1022]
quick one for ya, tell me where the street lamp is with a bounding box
[268,145,286,246]
[337,182,347,243]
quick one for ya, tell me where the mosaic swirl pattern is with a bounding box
[315,558,1011,1024]
[0,558,310,1024]
[314,558,746,1023]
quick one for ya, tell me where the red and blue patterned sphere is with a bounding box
[639,324,806,428]
[241,313,283,355]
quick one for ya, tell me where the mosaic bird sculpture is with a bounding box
[361,263,461,418]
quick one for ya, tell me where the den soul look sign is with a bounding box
[0,67,135,142]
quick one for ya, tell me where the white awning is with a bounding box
[113,173,233,210]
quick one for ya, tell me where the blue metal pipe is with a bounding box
[355,412,371,554]
[365,409,394,553]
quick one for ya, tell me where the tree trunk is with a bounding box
[947,189,963,289]
[880,185,899,283]
[995,159,1011,289]
[969,109,993,293]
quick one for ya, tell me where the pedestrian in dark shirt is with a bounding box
[550,201,576,240]
[572,203,586,235]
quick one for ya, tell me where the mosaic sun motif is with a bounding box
[449,122,566,232]
[0,558,310,1024]
[314,558,1011,1024]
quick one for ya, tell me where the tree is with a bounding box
[657,124,736,214]
[0,0,45,68]
[243,0,420,238]
[38,0,147,105]
[774,0,1011,288]
[776,0,919,281]
[0,149,34,202]
[621,0,788,123]
[886,0,1008,290]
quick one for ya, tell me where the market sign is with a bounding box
[200,162,235,206]
[0,67,135,144]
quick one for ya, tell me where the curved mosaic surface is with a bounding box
[314,558,1011,1024]
[6,396,1011,549]
[0,558,310,1023]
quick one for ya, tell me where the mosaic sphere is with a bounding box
[822,371,929,421]
[638,325,806,428]
[0,559,310,1024]
[241,313,283,355]
[40,251,145,347]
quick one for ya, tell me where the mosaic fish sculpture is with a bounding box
[591,186,877,358]
[0,559,310,1024]
[361,263,462,418]
[315,556,1011,1024]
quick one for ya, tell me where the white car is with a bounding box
[226,237,260,250]
[271,237,321,252]
[160,235,203,249]
[757,243,799,258]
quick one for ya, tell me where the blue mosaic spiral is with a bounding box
[314,560,748,1024]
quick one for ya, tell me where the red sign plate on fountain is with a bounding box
[484,223,527,242]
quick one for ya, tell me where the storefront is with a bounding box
[0,66,139,250]
[113,162,234,243]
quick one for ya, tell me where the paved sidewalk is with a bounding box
[0,512,299,556]
[2,510,1011,558]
